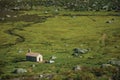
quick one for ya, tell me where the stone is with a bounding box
[13,7,20,10]
[109,60,120,66]
[6,15,11,18]
[49,60,55,64]
[73,48,88,54]
[32,64,36,68]
[55,9,58,12]
[50,56,57,60]
[44,11,48,14]
[88,56,94,59]
[101,64,112,68]
[111,18,115,21]
[73,65,82,71]
[114,45,119,48]
[106,21,112,23]
[13,68,27,74]
[14,15,17,18]
[0,17,5,21]
[18,49,23,53]
[39,74,43,78]
[79,56,83,58]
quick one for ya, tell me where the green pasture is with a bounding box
[0,11,120,79]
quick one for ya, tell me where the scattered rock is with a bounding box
[114,45,119,48]
[13,68,27,74]
[111,18,115,21]
[50,56,57,60]
[106,20,112,23]
[79,56,83,58]
[0,17,5,21]
[65,44,69,47]
[88,56,94,59]
[45,74,54,79]
[103,5,109,10]
[106,18,115,24]
[48,60,55,64]
[73,65,82,71]
[72,53,79,56]
[6,15,11,18]
[80,44,83,47]
[108,60,120,66]
[55,9,58,12]
[101,64,112,68]
[32,64,36,68]
[39,74,54,79]
[44,11,48,14]
[73,48,88,54]
[12,7,20,11]
[72,48,89,56]
[39,74,44,78]
[71,16,76,18]
[14,15,17,18]
[18,49,23,53]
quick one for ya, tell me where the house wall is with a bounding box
[26,56,37,62]
[37,55,43,62]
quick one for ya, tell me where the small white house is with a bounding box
[26,49,43,62]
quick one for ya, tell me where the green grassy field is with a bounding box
[0,11,120,80]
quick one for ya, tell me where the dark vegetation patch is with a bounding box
[61,13,120,17]
[0,12,52,23]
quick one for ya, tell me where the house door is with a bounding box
[39,58,41,62]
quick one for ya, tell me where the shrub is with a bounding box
[91,67,105,77]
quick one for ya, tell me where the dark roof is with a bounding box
[26,52,42,57]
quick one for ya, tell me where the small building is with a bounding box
[26,49,43,62]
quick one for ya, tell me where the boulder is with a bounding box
[32,64,36,68]
[14,15,17,18]
[88,56,94,59]
[49,60,55,64]
[73,48,86,54]
[73,65,82,71]
[114,45,119,48]
[106,20,112,23]
[55,9,58,12]
[12,7,20,11]
[101,64,112,68]
[18,49,23,53]
[0,17,5,21]
[39,74,44,78]
[50,56,57,60]
[108,60,120,66]
[111,18,115,21]
[13,68,27,74]
[44,11,48,14]
[6,15,11,18]
[73,48,89,56]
